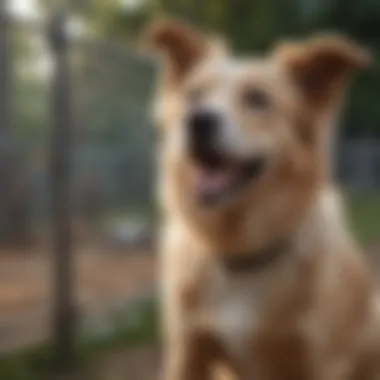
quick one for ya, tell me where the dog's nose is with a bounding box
[187,109,220,145]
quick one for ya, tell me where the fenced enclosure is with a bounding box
[0,3,158,376]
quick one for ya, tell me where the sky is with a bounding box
[9,0,38,17]
[9,0,143,17]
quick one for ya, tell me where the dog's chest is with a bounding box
[195,269,314,378]
[200,270,264,353]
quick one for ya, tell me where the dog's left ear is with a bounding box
[275,35,372,109]
[142,18,209,86]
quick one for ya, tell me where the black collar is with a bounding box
[220,239,291,275]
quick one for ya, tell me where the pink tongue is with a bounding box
[192,167,235,196]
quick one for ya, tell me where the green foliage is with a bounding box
[0,298,157,380]
[347,192,380,244]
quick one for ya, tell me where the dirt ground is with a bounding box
[0,245,155,352]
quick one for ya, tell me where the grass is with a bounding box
[0,298,157,380]
[346,192,380,244]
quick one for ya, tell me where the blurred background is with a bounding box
[0,0,380,379]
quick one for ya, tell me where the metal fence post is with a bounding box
[48,10,76,372]
[0,0,13,244]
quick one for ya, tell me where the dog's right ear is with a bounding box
[275,35,371,110]
[141,18,208,86]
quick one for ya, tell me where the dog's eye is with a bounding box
[243,88,271,110]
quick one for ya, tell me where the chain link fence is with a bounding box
[0,5,158,373]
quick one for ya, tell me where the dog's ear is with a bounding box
[142,18,209,86]
[275,35,371,109]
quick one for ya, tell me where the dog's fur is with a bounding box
[144,19,380,380]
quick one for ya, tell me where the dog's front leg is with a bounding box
[163,330,214,380]
[161,226,214,380]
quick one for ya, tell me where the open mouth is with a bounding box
[189,152,266,205]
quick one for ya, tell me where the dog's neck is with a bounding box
[219,238,292,275]
[217,186,350,278]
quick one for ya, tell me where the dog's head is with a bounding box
[144,19,370,250]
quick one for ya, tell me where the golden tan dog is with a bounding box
[144,18,380,380]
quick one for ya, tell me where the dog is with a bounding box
[143,18,380,380]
